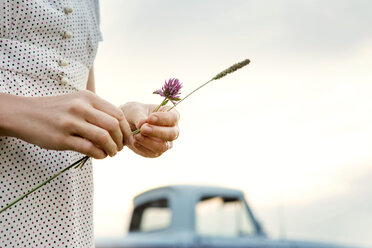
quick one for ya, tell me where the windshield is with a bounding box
[195,196,256,237]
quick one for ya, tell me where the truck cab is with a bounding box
[96,185,353,248]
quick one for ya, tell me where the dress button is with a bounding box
[59,59,69,67]
[63,31,73,39]
[64,6,73,14]
[60,77,69,85]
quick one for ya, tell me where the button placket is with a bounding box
[59,5,73,85]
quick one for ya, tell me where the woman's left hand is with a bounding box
[119,102,180,158]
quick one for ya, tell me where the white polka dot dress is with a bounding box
[0,1,102,247]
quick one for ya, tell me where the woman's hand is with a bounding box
[0,91,126,159]
[119,102,180,158]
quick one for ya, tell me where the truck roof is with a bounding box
[133,184,245,207]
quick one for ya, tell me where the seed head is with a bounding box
[212,59,250,80]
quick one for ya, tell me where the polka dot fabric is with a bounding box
[0,1,102,247]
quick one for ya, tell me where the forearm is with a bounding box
[86,67,95,93]
[0,93,29,137]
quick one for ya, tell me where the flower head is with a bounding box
[153,78,182,102]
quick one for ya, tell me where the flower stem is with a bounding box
[132,129,140,135]
[0,156,89,214]
[168,79,213,111]
[168,59,250,111]
[155,98,168,112]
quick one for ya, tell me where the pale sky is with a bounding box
[92,1,372,246]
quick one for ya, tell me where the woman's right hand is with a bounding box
[0,90,125,159]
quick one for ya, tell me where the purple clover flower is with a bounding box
[153,78,182,102]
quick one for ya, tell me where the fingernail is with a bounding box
[143,126,152,133]
[150,115,158,123]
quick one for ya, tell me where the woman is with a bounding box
[0,1,179,247]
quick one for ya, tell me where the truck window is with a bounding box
[129,198,171,232]
[195,196,256,237]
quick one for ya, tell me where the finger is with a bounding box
[85,108,123,151]
[133,141,161,158]
[134,134,167,154]
[88,93,124,121]
[120,103,149,129]
[74,123,118,157]
[140,123,179,141]
[148,110,180,127]
[167,141,173,149]
[119,117,134,147]
[66,136,107,159]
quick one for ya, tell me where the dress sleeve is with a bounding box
[93,0,103,41]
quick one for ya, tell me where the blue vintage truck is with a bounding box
[95,185,355,248]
